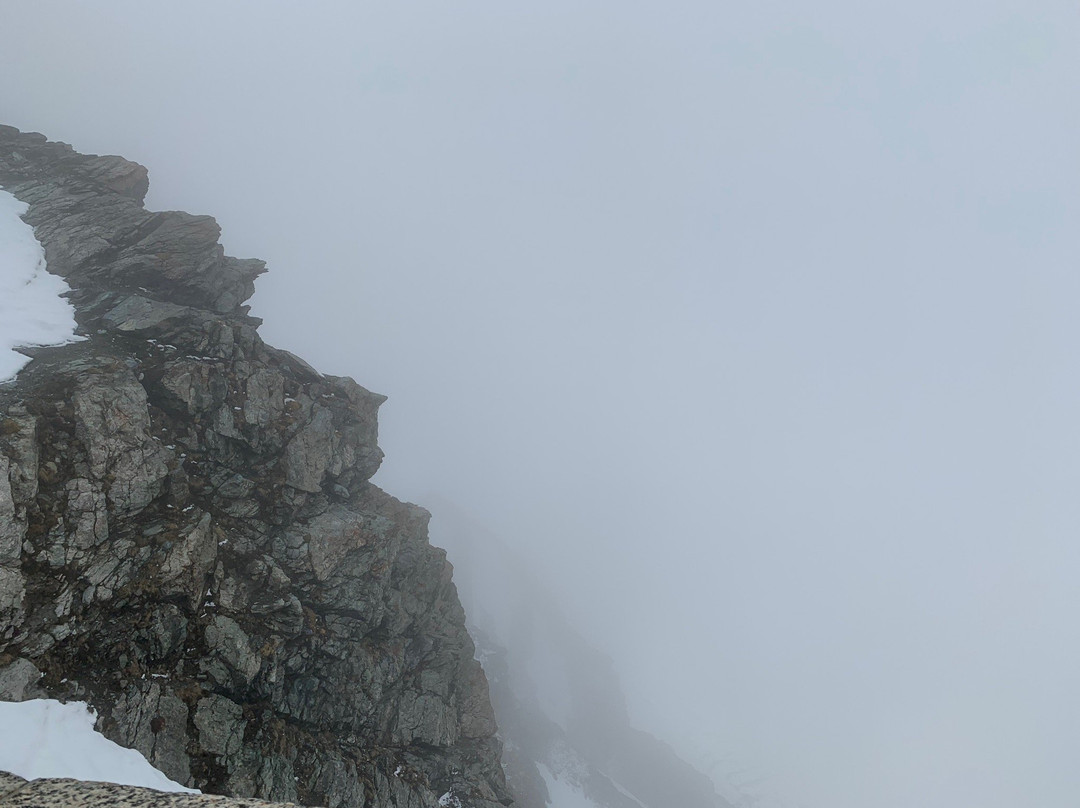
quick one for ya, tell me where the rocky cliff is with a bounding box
[0,125,510,808]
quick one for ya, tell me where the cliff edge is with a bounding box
[0,125,510,808]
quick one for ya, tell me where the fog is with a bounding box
[2,1,1078,805]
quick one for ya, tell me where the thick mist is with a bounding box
[2,2,1079,806]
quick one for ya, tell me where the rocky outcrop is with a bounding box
[0,770,297,807]
[0,125,509,808]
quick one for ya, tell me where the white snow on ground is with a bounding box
[0,699,198,792]
[539,764,601,808]
[606,776,648,808]
[0,190,80,382]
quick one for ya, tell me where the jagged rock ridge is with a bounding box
[0,125,510,808]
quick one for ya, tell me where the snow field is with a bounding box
[0,699,197,793]
[0,190,80,382]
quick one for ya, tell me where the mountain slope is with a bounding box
[429,502,734,808]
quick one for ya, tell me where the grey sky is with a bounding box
[2,2,1078,806]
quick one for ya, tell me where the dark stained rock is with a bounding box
[0,125,510,808]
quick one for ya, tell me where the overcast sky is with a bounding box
[2,2,1079,806]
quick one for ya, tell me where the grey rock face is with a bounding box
[111,681,194,786]
[0,658,43,702]
[195,694,245,758]
[71,364,172,514]
[0,125,509,808]
[0,456,25,617]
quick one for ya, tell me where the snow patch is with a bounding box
[0,699,197,793]
[539,764,601,808]
[0,190,81,382]
[607,776,648,808]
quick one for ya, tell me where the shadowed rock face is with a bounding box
[0,125,510,808]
